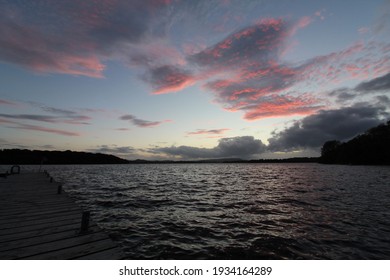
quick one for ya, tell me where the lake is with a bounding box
[11,163,390,259]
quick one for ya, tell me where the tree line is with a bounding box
[319,120,390,165]
[0,149,129,165]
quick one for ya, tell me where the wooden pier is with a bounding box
[0,172,123,260]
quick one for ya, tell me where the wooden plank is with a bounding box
[0,204,81,217]
[21,239,120,260]
[0,216,93,236]
[0,172,123,260]
[0,226,102,252]
[75,247,125,260]
[0,209,82,225]
[0,212,83,230]
[0,223,88,244]
[2,232,112,259]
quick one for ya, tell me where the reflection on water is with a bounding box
[21,163,390,259]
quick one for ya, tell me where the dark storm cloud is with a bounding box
[268,103,389,152]
[328,72,390,104]
[375,95,390,105]
[355,72,390,92]
[327,88,357,102]
[150,136,266,159]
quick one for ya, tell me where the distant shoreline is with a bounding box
[0,149,319,165]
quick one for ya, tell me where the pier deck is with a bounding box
[0,172,123,260]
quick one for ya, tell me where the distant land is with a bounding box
[0,149,129,165]
[319,120,390,165]
[0,149,318,165]
[1,121,389,165]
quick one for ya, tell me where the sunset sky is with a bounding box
[1,0,390,160]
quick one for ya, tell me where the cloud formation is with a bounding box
[120,114,170,127]
[3,120,80,136]
[1,1,389,123]
[0,0,174,77]
[268,103,389,152]
[0,101,92,136]
[355,72,390,92]
[90,145,136,156]
[187,128,230,136]
[0,99,17,106]
[151,136,266,159]
[143,65,195,94]
[0,112,90,125]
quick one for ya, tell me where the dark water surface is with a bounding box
[25,164,390,259]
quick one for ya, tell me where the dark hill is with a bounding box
[0,149,129,164]
[319,120,390,165]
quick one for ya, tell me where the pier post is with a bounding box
[57,184,62,194]
[80,211,90,234]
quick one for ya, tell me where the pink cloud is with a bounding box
[0,118,14,124]
[198,16,390,121]
[358,27,370,34]
[36,55,105,78]
[187,128,230,136]
[0,18,105,77]
[314,9,326,20]
[144,65,195,94]
[14,124,80,136]
[190,18,290,67]
[153,76,195,94]
[0,1,181,78]
[289,16,312,35]
[3,118,81,136]
[300,41,390,87]
[243,95,323,120]
[0,99,18,106]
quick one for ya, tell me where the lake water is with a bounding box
[12,163,390,259]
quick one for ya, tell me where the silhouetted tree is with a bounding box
[0,149,129,164]
[321,140,341,157]
[319,120,390,165]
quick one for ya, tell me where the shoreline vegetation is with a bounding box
[1,121,389,166]
[0,149,318,165]
[319,120,390,165]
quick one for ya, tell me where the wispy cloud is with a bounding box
[120,114,170,128]
[187,128,230,136]
[0,99,18,106]
[0,101,91,136]
[0,113,90,125]
[5,122,80,136]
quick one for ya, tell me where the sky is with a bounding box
[1,0,390,160]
